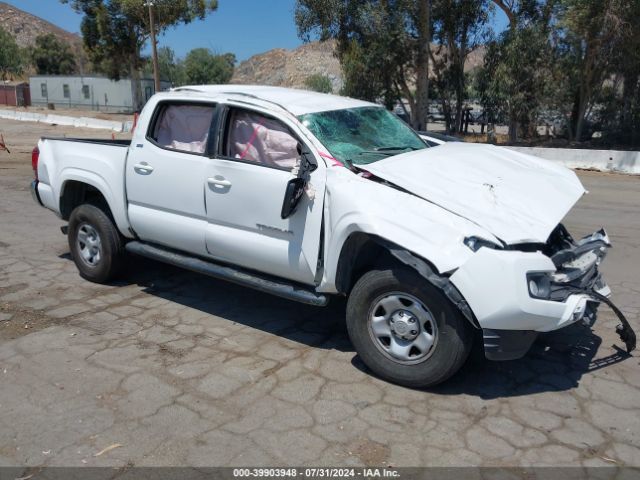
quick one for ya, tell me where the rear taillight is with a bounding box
[31,146,39,180]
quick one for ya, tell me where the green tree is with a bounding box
[594,0,640,146]
[30,34,77,75]
[304,73,333,93]
[430,0,490,133]
[477,1,556,140]
[183,49,235,85]
[0,26,23,81]
[144,46,187,86]
[556,0,627,140]
[62,0,219,109]
[338,7,414,111]
[158,47,187,86]
[296,0,432,129]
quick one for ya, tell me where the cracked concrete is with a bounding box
[0,119,639,467]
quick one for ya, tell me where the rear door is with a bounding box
[204,105,326,285]
[126,101,217,256]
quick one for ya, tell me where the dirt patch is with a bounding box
[0,301,61,341]
[158,343,187,358]
[347,438,390,466]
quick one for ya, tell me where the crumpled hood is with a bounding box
[360,143,586,244]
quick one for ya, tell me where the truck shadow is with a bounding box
[77,255,633,398]
[120,256,354,353]
[424,326,633,399]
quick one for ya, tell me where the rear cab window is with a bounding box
[147,102,216,155]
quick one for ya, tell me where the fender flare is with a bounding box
[58,170,131,237]
[371,237,479,328]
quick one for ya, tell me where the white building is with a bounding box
[29,75,171,113]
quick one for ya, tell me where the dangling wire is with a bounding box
[569,286,636,353]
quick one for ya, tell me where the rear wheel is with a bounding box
[68,204,124,283]
[346,267,473,388]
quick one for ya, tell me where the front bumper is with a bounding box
[450,227,633,360]
[449,245,607,332]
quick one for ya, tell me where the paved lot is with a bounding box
[0,119,639,467]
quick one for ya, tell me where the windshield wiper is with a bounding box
[374,146,420,152]
[351,146,420,166]
[355,150,397,157]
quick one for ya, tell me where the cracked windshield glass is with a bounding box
[299,106,427,166]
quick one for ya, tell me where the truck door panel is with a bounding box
[126,102,216,256]
[204,106,326,285]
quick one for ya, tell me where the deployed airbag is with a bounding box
[227,110,298,169]
[155,104,214,153]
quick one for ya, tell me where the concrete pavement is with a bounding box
[0,119,639,467]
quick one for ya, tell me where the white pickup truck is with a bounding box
[30,85,635,387]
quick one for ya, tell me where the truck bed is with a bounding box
[36,136,133,237]
[40,137,131,147]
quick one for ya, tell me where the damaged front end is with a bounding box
[544,225,610,299]
[450,224,636,361]
[541,225,636,353]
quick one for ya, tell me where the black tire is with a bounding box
[346,267,473,388]
[68,204,124,283]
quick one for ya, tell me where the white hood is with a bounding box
[361,143,586,244]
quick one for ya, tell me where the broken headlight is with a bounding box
[527,272,552,299]
[463,236,502,252]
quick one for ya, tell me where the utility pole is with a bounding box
[145,0,161,93]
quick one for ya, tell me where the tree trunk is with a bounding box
[492,0,516,29]
[397,77,417,124]
[621,73,638,125]
[451,60,465,133]
[414,0,431,130]
[442,99,453,133]
[130,57,142,113]
[574,73,591,141]
[508,118,518,142]
[453,25,468,134]
[574,98,588,142]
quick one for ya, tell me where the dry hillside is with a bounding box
[0,1,82,49]
[232,40,485,92]
[0,1,485,91]
[232,40,343,92]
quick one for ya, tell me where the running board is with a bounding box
[125,241,328,307]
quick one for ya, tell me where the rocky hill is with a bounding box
[0,1,82,49]
[232,40,485,92]
[232,40,343,92]
[0,1,485,91]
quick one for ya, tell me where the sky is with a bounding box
[4,0,303,61]
[4,0,509,62]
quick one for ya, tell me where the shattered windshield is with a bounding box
[299,106,427,166]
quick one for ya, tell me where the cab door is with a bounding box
[126,101,217,256]
[204,106,326,285]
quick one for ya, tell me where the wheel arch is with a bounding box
[335,232,479,328]
[58,171,132,238]
[60,179,114,221]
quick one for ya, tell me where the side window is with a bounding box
[148,103,215,155]
[82,85,90,99]
[41,83,47,97]
[224,108,299,171]
[63,84,70,98]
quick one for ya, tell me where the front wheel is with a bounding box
[68,204,124,283]
[346,267,473,388]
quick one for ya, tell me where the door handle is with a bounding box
[207,177,232,188]
[133,162,154,174]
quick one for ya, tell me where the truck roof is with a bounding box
[171,84,376,116]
